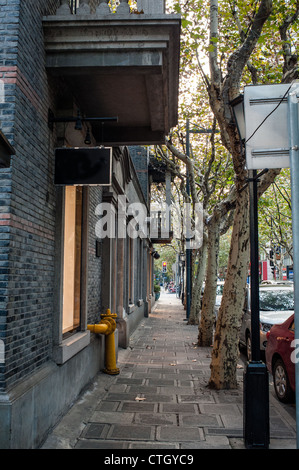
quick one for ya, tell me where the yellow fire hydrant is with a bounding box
[87,309,120,375]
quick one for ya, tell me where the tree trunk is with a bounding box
[198,214,220,346]
[188,238,207,325]
[209,188,249,389]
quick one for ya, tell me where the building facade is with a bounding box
[0,0,180,448]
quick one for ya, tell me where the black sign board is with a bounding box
[54,147,112,186]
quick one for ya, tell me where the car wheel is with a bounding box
[246,334,251,361]
[273,358,294,404]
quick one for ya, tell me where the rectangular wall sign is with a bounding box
[54,147,112,186]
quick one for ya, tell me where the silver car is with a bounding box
[239,283,294,360]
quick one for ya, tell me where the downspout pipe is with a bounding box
[87,309,120,375]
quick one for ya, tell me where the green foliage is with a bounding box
[258,169,293,260]
[168,0,298,194]
[153,245,178,282]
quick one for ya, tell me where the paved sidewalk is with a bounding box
[41,291,297,450]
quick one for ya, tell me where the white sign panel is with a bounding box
[244,83,299,169]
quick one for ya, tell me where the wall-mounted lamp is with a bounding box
[152,251,160,259]
[75,110,83,130]
[84,127,92,145]
[230,94,245,142]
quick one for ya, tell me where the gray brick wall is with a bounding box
[0,0,60,390]
[129,146,149,204]
[88,186,103,324]
[0,0,19,390]
[0,168,11,389]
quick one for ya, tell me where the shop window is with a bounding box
[62,186,83,335]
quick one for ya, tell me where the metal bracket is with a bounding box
[239,168,269,193]
[48,108,118,131]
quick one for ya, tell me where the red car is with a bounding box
[265,314,295,403]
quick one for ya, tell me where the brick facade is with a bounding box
[0,0,153,449]
[0,0,59,391]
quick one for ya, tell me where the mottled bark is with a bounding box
[188,238,207,325]
[209,189,250,389]
[198,214,220,346]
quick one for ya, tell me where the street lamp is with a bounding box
[230,95,246,142]
[180,252,186,304]
[230,95,270,449]
[185,119,192,319]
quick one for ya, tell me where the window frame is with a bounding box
[53,186,89,365]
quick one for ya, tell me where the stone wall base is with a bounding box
[0,332,118,449]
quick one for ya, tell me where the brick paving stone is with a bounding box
[96,401,119,412]
[199,403,243,415]
[126,385,159,393]
[179,413,223,427]
[206,428,243,438]
[133,372,163,378]
[135,413,177,425]
[115,378,145,385]
[148,368,177,375]
[75,439,128,449]
[160,403,199,414]
[179,394,216,404]
[157,425,205,442]
[214,390,243,404]
[178,380,197,386]
[221,414,243,429]
[181,435,231,449]
[132,393,176,402]
[270,416,296,434]
[128,442,179,449]
[107,424,155,441]
[104,392,145,401]
[118,402,158,413]
[90,411,135,424]
[147,378,176,386]
[82,423,109,439]
[145,368,166,375]
[159,386,197,395]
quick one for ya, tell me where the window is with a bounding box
[128,237,134,304]
[62,186,83,335]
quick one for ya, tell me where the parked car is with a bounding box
[265,314,295,403]
[199,281,224,318]
[260,280,292,286]
[239,283,294,360]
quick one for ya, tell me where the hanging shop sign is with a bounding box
[54,147,112,186]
